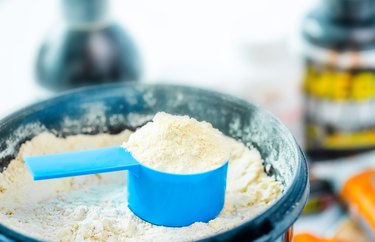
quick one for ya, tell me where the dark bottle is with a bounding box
[36,0,142,92]
[302,0,375,160]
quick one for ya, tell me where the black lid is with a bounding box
[61,0,110,26]
[324,0,375,24]
[303,0,375,50]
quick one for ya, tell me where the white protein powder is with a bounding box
[124,112,229,173]
[0,131,282,242]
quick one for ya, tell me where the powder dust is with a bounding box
[0,130,282,242]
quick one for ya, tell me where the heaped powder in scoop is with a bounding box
[124,112,229,173]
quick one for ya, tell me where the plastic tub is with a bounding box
[0,83,309,242]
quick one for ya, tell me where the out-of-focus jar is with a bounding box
[36,0,142,92]
[302,0,375,161]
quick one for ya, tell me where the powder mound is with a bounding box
[123,112,229,174]
[0,130,282,241]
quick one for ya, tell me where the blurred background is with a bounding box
[1,0,375,241]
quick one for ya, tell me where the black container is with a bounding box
[302,0,375,161]
[36,0,142,91]
[0,83,309,242]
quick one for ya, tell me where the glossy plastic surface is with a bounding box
[24,147,139,180]
[128,162,228,227]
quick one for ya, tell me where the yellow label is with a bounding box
[305,124,375,149]
[304,67,375,101]
[324,130,375,149]
[304,64,375,150]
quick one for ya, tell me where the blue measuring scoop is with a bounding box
[24,147,228,227]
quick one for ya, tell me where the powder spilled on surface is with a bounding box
[0,131,282,242]
[124,112,229,173]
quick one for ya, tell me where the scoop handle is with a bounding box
[24,146,139,180]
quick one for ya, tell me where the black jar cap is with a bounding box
[324,0,375,24]
[303,0,375,50]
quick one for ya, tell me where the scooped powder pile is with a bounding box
[124,112,229,173]
[0,118,282,242]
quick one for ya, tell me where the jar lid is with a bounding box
[324,0,375,24]
[61,0,110,27]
